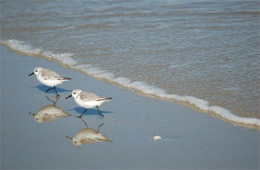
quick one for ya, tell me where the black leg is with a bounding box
[54,86,59,96]
[96,106,104,118]
[75,109,87,118]
[45,87,54,93]
[97,122,104,133]
[45,86,59,96]
[45,95,60,105]
[79,117,88,128]
[45,96,55,104]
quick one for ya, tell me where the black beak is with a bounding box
[66,136,73,140]
[28,72,34,76]
[65,94,72,99]
[29,112,36,117]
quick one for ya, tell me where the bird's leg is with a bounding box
[45,95,60,105]
[45,96,55,104]
[96,106,104,118]
[55,94,60,103]
[45,86,59,96]
[79,117,88,128]
[75,109,87,118]
[45,87,54,93]
[54,86,60,97]
[97,122,104,133]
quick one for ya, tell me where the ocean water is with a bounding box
[0,0,259,126]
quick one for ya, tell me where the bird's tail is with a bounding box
[97,97,112,101]
[63,77,72,80]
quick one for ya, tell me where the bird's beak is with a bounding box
[66,136,73,140]
[65,94,72,99]
[29,112,36,117]
[28,72,34,76]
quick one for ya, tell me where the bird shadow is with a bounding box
[71,107,112,117]
[33,85,71,94]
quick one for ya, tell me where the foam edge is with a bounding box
[1,39,259,129]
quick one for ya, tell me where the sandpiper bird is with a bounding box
[28,67,71,96]
[66,117,112,145]
[29,96,71,123]
[66,89,112,118]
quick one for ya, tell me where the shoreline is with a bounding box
[1,45,259,169]
[1,40,259,129]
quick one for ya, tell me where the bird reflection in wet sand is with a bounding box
[66,117,112,146]
[29,96,71,123]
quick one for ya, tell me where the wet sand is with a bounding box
[1,45,259,169]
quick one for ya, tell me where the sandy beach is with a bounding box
[1,45,259,169]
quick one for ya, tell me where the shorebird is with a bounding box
[66,117,112,145]
[66,89,112,118]
[28,67,71,96]
[29,96,71,123]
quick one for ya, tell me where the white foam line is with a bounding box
[1,39,259,128]
[0,39,77,66]
[72,64,260,127]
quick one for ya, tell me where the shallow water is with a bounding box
[1,46,259,169]
[1,0,259,122]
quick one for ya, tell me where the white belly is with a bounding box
[37,75,62,87]
[75,98,105,109]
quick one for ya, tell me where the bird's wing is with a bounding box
[41,69,65,80]
[80,91,100,101]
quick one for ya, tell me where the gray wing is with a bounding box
[80,91,100,101]
[41,69,66,80]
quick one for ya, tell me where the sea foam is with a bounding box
[0,40,77,65]
[1,39,259,128]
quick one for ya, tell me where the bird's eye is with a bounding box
[35,70,38,72]
[73,92,76,94]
